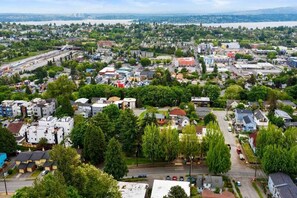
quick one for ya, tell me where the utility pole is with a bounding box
[3,172,8,195]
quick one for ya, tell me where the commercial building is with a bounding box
[151,180,190,198]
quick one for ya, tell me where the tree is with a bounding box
[262,145,289,174]
[104,138,128,180]
[128,58,137,66]
[50,145,81,183]
[116,109,138,155]
[179,125,200,159]
[288,146,297,175]
[70,122,87,149]
[46,75,76,98]
[13,172,76,198]
[164,185,189,198]
[140,58,151,67]
[203,85,220,101]
[25,85,32,95]
[55,96,74,117]
[224,85,243,100]
[83,123,106,164]
[92,112,115,142]
[248,74,256,85]
[256,124,284,158]
[0,127,17,154]
[72,164,121,198]
[142,124,162,163]
[102,104,121,120]
[175,49,184,57]
[284,127,297,149]
[207,138,231,174]
[213,64,218,74]
[36,137,48,150]
[204,113,217,126]
[160,127,179,162]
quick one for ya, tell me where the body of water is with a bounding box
[15,19,297,29]
[16,19,132,25]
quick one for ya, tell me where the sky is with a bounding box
[1,0,297,14]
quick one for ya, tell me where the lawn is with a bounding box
[125,157,152,166]
[242,142,259,164]
[6,168,18,179]
[30,170,42,178]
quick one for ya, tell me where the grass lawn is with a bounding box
[242,142,259,164]
[6,168,18,179]
[252,181,264,198]
[125,157,152,166]
[30,170,42,178]
[120,177,147,182]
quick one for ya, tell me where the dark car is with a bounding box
[138,174,147,178]
[166,175,171,180]
[179,176,184,181]
[187,176,197,184]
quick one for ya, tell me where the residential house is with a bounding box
[140,70,155,80]
[179,116,190,128]
[196,126,207,141]
[277,100,297,110]
[196,107,211,119]
[268,172,297,198]
[7,122,26,145]
[169,108,187,118]
[15,151,53,173]
[202,189,235,198]
[31,98,56,118]
[254,110,269,128]
[155,113,166,125]
[275,109,292,123]
[203,176,224,191]
[234,109,256,132]
[191,97,211,107]
[249,132,258,153]
[285,122,297,129]
[226,100,240,110]
[123,98,136,110]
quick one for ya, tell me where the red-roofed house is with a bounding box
[175,57,196,67]
[249,132,258,154]
[169,108,187,118]
[97,40,115,48]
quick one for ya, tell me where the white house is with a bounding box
[123,98,136,109]
[151,180,190,198]
[24,116,74,145]
[254,110,269,128]
[92,103,110,116]
[268,172,297,198]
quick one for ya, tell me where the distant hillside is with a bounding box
[233,7,297,15]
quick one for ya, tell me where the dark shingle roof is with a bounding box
[7,122,24,135]
[243,115,252,124]
[29,151,46,161]
[43,161,53,168]
[254,109,265,120]
[18,163,28,170]
[16,152,32,162]
[27,162,36,168]
[269,172,297,198]
[235,109,253,115]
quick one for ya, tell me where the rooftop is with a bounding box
[151,180,190,198]
[269,172,297,198]
[118,182,148,198]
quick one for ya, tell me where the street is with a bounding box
[213,110,265,198]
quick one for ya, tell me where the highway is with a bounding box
[0,50,74,75]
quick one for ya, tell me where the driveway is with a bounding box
[213,110,265,198]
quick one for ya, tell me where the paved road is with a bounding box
[213,110,265,198]
[0,179,33,193]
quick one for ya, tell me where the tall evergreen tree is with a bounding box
[104,138,128,180]
[83,123,106,164]
[0,127,17,154]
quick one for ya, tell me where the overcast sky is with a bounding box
[1,0,297,14]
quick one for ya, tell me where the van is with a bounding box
[239,154,245,160]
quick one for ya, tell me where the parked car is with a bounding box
[172,176,177,181]
[236,148,242,155]
[239,154,245,160]
[138,174,147,178]
[179,176,184,181]
[228,126,232,132]
[166,175,171,180]
[187,176,196,184]
[41,170,49,176]
[227,144,231,150]
[236,181,241,187]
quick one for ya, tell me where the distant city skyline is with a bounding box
[1,0,297,14]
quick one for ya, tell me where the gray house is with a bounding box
[268,172,297,198]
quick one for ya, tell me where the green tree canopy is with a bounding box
[104,138,128,180]
[142,124,162,163]
[160,127,179,162]
[224,85,244,100]
[179,125,200,159]
[83,123,106,164]
[70,121,88,149]
[0,127,17,154]
[164,185,189,198]
[46,75,76,98]
[91,112,115,142]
